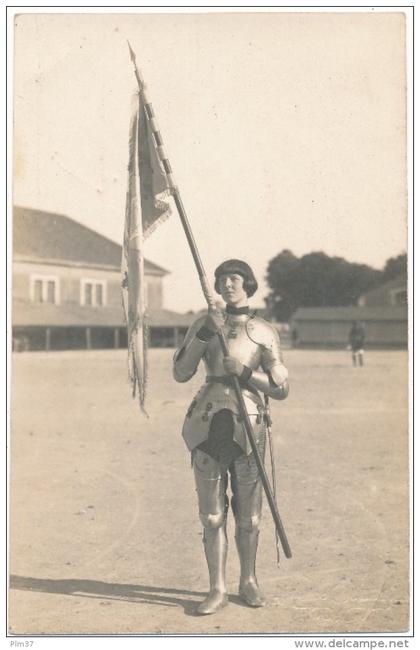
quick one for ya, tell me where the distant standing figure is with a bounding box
[348,321,365,367]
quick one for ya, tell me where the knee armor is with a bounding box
[231,495,262,532]
[199,511,226,529]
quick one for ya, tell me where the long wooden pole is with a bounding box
[128,42,291,559]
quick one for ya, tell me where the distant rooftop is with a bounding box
[361,274,406,296]
[13,206,169,275]
[358,273,407,305]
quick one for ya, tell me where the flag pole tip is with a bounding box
[127,40,136,62]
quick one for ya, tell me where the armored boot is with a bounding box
[236,526,266,607]
[197,520,229,615]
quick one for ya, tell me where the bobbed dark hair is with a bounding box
[214,259,258,298]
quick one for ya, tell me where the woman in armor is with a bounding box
[173,259,289,615]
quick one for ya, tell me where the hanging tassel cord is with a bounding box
[265,394,281,566]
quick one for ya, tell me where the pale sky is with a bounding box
[13,10,407,312]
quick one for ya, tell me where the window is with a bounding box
[81,279,107,307]
[46,281,56,303]
[30,276,59,304]
[84,283,93,306]
[96,283,103,306]
[34,280,43,303]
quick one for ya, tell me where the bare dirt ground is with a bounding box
[9,348,409,635]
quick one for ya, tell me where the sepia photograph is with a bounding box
[8,6,411,638]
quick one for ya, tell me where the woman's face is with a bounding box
[218,273,248,307]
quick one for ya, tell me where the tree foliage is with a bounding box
[382,253,407,282]
[265,249,391,321]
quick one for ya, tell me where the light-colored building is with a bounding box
[290,305,407,349]
[358,274,407,307]
[12,206,193,351]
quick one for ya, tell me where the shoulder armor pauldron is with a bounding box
[245,315,278,350]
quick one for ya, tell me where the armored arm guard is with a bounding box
[248,371,289,400]
[246,320,289,400]
[173,316,208,383]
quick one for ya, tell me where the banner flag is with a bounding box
[121,93,171,413]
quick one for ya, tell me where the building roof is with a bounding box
[13,206,169,275]
[358,274,407,304]
[12,297,196,328]
[291,305,407,322]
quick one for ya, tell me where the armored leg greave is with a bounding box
[200,519,228,614]
[193,450,229,615]
[235,526,265,607]
[231,456,266,608]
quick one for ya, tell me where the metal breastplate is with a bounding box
[179,312,269,455]
[203,313,261,374]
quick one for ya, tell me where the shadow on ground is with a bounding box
[10,574,230,616]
